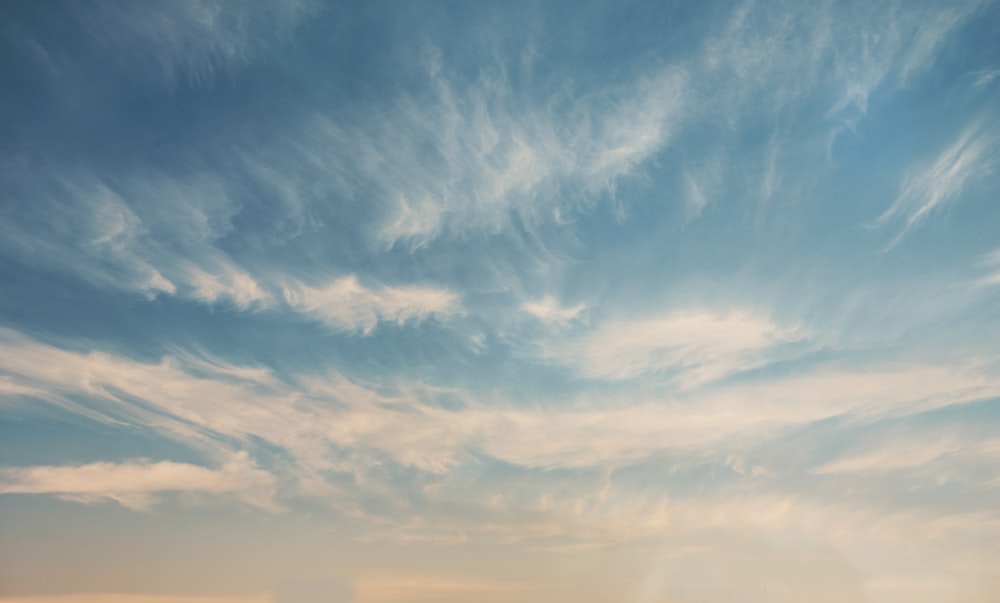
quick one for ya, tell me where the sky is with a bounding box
[1,1,999,602]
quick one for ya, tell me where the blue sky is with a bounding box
[1,1,999,602]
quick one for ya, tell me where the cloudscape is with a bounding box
[1,1,999,602]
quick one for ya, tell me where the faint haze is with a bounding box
[273,580,354,603]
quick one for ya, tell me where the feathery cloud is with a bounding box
[367,62,688,245]
[282,276,461,334]
[520,296,585,324]
[873,122,997,249]
[0,452,277,511]
[3,328,998,483]
[0,166,270,308]
[539,309,804,386]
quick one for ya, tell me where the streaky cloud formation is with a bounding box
[3,326,998,483]
[0,452,277,511]
[371,62,687,246]
[873,120,998,249]
[282,276,461,334]
[520,296,585,324]
[540,309,804,385]
[0,165,269,307]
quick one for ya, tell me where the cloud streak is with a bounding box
[520,296,585,324]
[0,165,270,308]
[539,309,805,386]
[365,60,688,245]
[0,452,277,511]
[2,327,998,496]
[282,276,460,334]
[873,121,997,249]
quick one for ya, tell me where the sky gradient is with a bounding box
[1,1,1000,602]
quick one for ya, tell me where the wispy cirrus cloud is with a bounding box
[538,309,805,386]
[0,163,464,332]
[0,165,271,309]
[365,0,979,244]
[365,60,688,246]
[683,0,987,223]
[700,1,979,122]
[282,276,461,334]
[520,296,585,324]
[872,121,998,249]
[814,427,1000,479]
[0,452,277,511]
[817,437,962,477]
[3,327,998,491]
[1,0,983,305]
[826,4,978,122]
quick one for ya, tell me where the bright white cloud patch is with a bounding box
[0,452,277,511]
[282,276,460,334]
[3,327,998,484]
[543,309,804,386]
[185,264,270,308]
[521,296,585,324]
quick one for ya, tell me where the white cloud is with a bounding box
[540,309,804,386]
[184,264,271,309]
[897,7,974,84]
[815,438,961,476]
[475,363,1000,471]
[3,0,982,305]
[361,61,688,246]
[521,296,585,324]
[694,0,983,174]
[820,3,977,124]
[0,166,270,309]
[282,275,460,334]
[0,452,277,511]
[707,362,1000,424]
[2,164,472,324]
[815,430,1000,477]
[3,325,1000,571]
[873,122,997,249]
[3,328,998,482]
